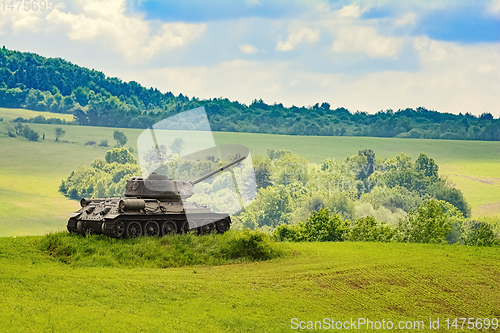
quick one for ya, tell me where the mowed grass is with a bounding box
[0,236,499,332]
[1,108,500,236]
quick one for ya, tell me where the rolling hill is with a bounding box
[0,235,499,332]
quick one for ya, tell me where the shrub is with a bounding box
[273,223,304,242]
[348,216,394,242]
[98,139,108,147]
[105,148,136,164]
[273,209,349,243]
[395,199,452,244]
[303,208,349,242]
[462,222,500,247]
[220,230,282,261]
[39,230,284,268]
[85,141,96,145]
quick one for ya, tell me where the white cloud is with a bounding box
[332,26,403,58]
[395,13,416,26]
[334,4,365,19]
[116,39,500,117]
[0,5,46,35]
[45,0,205,61]
[239,44,259,54]
[276,27,320,51]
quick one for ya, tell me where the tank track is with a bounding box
[67,218,78,233]
[96,215,231,239]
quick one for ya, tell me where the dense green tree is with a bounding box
[462,222,499,247]
[113,130,127,147]
[104,148,136,165]
[415,153,439,179]
[395,199,452,244]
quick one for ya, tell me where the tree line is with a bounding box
[1,46,499,140]
[58,147,499,246]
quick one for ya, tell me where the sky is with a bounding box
[0,0,499,116]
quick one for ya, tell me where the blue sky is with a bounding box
[0,0,498,115]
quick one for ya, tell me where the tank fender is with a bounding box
[69,212,82,218]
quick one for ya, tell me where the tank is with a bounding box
[67,156,246,238]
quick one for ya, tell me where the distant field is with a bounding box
[0,107,74,122]
[0,236,499,332]
[1,108,499,236]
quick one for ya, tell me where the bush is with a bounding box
[348,216,394,242]
[395,199,452,244]
[220,229,282,261]
[39,230,285,268]
[98,139,109,147]
[273,209,349,242]
[105,148,136,164]
[462,222,500,247]
[5,123,16,137]
[304,208,349,242]
[85,141,96,145]
[273,223,304,242]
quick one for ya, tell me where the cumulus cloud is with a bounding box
[332,26,403,58]
[239,44,259,54]
[334,4,365,18]
[276,27,320,51]
[0,4,47,35]
[45,0,205,61]
[119,38,500,117]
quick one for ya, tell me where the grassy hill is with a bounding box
[0,235,499,332]
[1,108,500,236]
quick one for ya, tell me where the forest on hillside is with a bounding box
[1,47,499,140]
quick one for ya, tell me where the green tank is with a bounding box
[67,156,246,238]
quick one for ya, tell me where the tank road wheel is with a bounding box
[216,218,230,234]
[181,220,191,233]
[144,221,160,237]
[76,220,85,235]
[161,221,177,236]
[126,221,143,238]
[112,220,126,238]
[200,221,213,235]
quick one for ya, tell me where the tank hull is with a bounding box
[67,198,231,238]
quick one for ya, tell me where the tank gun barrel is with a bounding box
[192,156,246,185]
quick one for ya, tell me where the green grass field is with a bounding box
[1,108,499,236]
[0,235,499,332]
[0,107,74,122]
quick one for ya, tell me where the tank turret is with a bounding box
[67,156,247,239]
[123,155,246,201]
